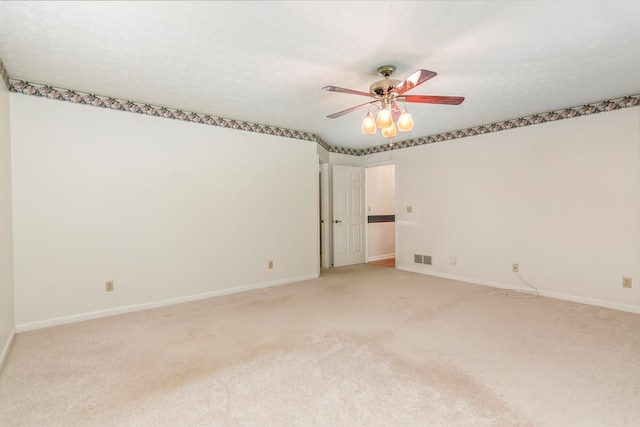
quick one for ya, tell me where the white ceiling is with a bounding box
[1,1,639,150]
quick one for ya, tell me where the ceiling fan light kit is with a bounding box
[376,107,393,129]
[397,106,414,132]
[361,111,376,134]
[323,65,465,139]
[381,122,397,138]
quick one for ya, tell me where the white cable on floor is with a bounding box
[505,271,540,299]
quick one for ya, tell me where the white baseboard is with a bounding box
[367,253,395,262]
[397,266,640,314]
[534,290,640,314]
[0,327,16,374]
[16,273,319,333]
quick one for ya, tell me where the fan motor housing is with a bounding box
[370,78,400,96]
[370,65,400,95]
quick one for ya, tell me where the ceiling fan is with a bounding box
[322,65,464,138]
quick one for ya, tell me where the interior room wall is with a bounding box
[329,152,362,167]
[317,144,330,164]
[366,165,395,261]
[10,94,319,330]
[0,75,15,367]
[361,107,640,313]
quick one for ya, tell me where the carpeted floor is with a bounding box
[1,264,639,426]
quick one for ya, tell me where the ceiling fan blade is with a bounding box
[402,95,465,105]
[394,69,437,95]
[322,86,377,98]
[326,100,376,119]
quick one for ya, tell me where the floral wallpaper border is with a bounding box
[8,79,333,152]
[0,58,10,90]
[358,95,640,156]
[7,78,639,157]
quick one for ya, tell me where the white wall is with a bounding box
[329,152,362,167]
[11,94,319,329]
[317,144,330,164]
[362,107,640,313]
[0,78,15,366]
[366,164,395,261]
[366,164,395,215]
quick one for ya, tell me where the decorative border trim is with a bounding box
[352,95,640,156]
[0,59,10,90]
[8,79,333,151]
[7,78,639,156]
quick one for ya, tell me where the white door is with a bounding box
[332,165,365,267]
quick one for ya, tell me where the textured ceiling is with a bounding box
[1,1,639,150]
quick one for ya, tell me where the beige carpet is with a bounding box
[1,264,639,426]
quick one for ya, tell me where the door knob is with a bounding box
[334,219,342,223]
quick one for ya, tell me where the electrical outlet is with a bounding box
[105,281,114,292]
[414,254,422,264]
[406,206,413,213]
[268,261,273,269]
[512,263,519,273]
[423,255,432,265]
[622,277,632,288]
[450,256,457,265]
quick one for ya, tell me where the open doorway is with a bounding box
[365,164,396,268]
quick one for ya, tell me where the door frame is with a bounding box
[364,160,398,265]
[322,159,399,269]
[319,162,331,269]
